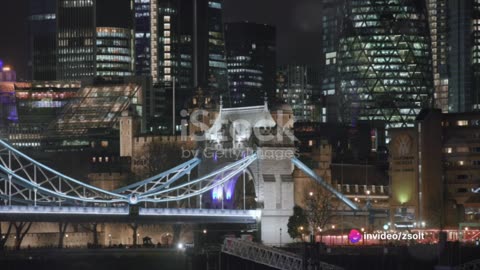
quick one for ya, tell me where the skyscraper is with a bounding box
[134,0,228,95]
[337,0,434,130]
[321,0,344,123]
[56,0,134,80]
[448,0,473,113]
[276,65,320,122]
[225,22,276,107]
[427,0,449,113]
[28,0,57,81]
[56,0,96,80]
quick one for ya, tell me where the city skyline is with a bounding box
[0,0,324,80]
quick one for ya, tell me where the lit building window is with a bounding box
[445,147,452,154]
[164,16,170,23]
[459,161,464,166]
[457,120,468,126]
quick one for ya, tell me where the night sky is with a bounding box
[0,0,323,80]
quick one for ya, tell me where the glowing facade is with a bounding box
[96,27,134,77]
[338,0,434,130]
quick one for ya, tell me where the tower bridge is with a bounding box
[0,103,388,246]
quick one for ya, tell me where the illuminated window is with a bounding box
[445,147,452,154]
[164,53,171,59]
[164,31,170,37]
[308,140,314,147]
[457,120,468,126]
[164,45,171,52]
[457,147,469,153]
[164,16,170,22]
[164,75,172,81]
[459,161,465,166]
[164,23,170,30]
[101,141,109,148]
[164,68,171,74]
[165,60,171,66]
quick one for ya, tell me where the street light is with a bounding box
[203,229,207,234]
[309,191,313,197]
[331,225,335,229]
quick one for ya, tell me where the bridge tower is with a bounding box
[199,101,296,245]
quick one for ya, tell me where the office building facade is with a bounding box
[28,0,57,81]
[276,65,320,122]
[56,0,134,80]
[390,109,480,229]
[134,0,228,91]
[427,0,449,113]
[321,0,344,123]
[225,22,276,107]
[337,0,434,131]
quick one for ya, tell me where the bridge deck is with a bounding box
[0,206,260,224]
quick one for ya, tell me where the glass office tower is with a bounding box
[337,0,434,130]
[225,22,276,107]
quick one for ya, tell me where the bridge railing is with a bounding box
[222,238,303,270]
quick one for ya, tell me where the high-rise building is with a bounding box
[320,0,344,123]
[134,0,228,91]
[448,0,473,113]
[427,0,449,113]
[134,0,228,133]
[225,22,276,107]
[337,0,434,131]
[96,27,134,77]
[276,65,320,122]
[56,0,96,80]
[56,0,134,80]
[473,1,480,111]
[28,0,57,81]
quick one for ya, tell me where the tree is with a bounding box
[304,183,334,241]
[58,222,68,249]
[81,223,99,247]
[0,222,13,250]
[287,206,309,240]
[129,223,139,246]
[13,222,32,250]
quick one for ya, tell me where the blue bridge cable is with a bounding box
[139,154,257,198]
[139,154,258,203]
[291,157,360,211]
[0,164,129,204]
[112,157,201,194]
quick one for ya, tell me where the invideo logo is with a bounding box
[348,229,362,244]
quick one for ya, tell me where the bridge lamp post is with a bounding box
[308,191,314,243]
[279,228,282,247]
[299,226,304,242]
[137,233,140,245]
[108,234,112,247]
